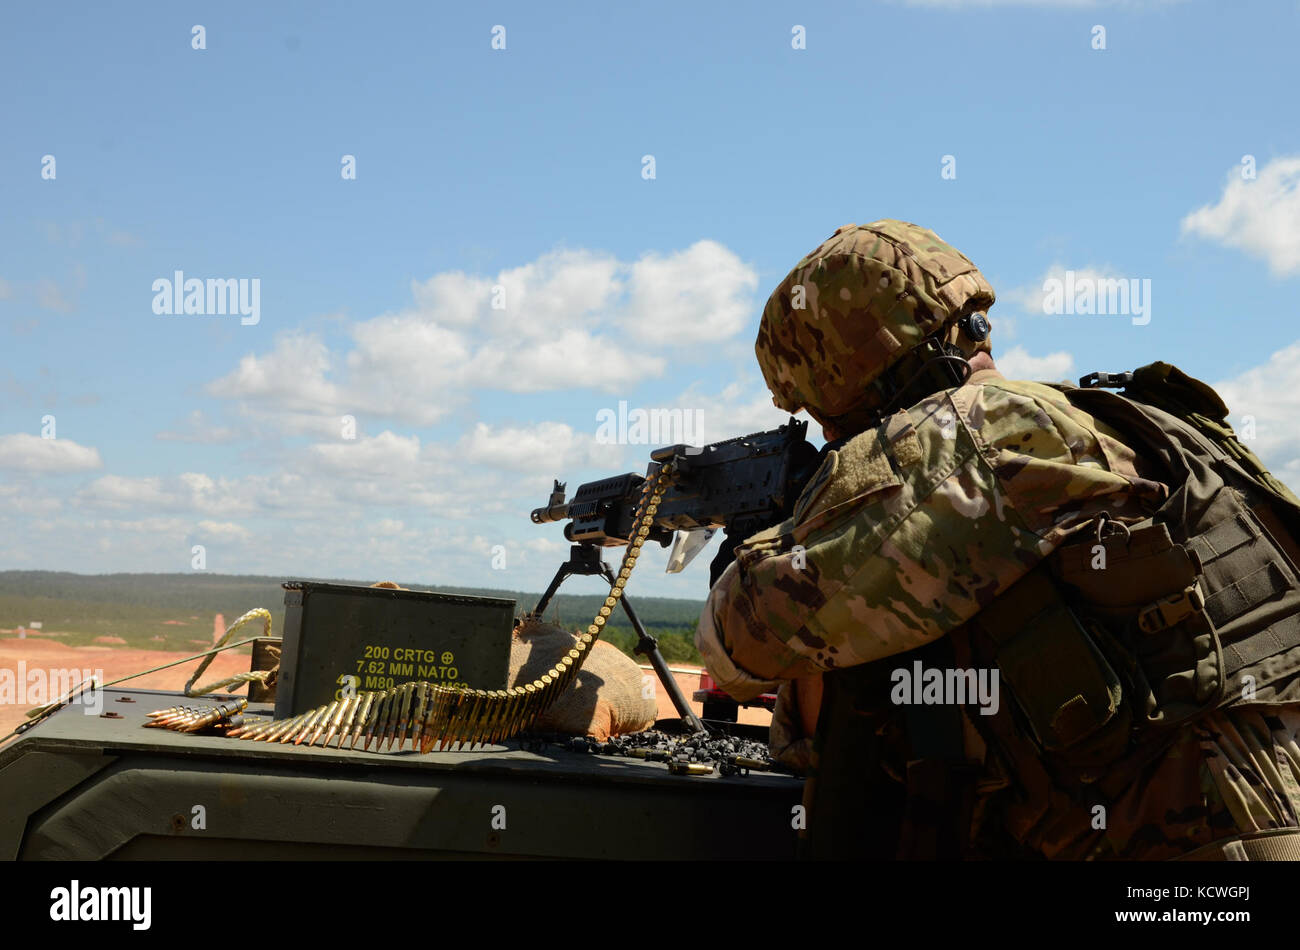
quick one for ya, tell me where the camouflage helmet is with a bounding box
[755,220,996,419]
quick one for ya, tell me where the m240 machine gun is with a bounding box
[530,418,821,732]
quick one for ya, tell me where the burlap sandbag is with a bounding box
[509,618,657,739]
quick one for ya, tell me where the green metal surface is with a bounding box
[0,688,802,860]
[277,582,515,716]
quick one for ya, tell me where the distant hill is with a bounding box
[0,571,707,663]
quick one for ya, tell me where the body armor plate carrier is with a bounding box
[804,362,1300,859]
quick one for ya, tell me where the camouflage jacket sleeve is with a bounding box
[695,372,1167,698]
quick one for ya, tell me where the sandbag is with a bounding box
[509,618,658,739]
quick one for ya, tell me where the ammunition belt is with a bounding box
[145,463,676,751]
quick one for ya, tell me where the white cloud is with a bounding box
[994,345,1075,381]
[672,381,799,444]
[1182,157,1300,277]
[195,520,253,542]
[0,433,102,474]
[207,242,755,430]
[619,241,757,345]
[74,472,252,515]
[208,331,346,414]
[1213,340,1300,483]
[309,431,423,478]
[458,420,623,473]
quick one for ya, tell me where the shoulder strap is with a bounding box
[1086,361,1300,510]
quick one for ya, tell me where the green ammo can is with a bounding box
[274,581,516,717]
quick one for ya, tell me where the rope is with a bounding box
[183,608,274,696]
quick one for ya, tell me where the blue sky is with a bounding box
[2,0,1300,601]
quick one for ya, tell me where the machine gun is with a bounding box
[529,418,821,732]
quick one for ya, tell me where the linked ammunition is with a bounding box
[145,463,678,755]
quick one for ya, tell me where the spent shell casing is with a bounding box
[667,761,715,776]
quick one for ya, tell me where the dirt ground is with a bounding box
[649,665,772,727]
[0,635,249,738]
[0,637,769,740]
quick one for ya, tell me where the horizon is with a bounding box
[3,2,1300,600]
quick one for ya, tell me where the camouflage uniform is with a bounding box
[697,220,1300,859]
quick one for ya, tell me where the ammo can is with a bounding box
[275,581,516,717]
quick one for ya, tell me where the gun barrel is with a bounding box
[530,503,571,524]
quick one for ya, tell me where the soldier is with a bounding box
[696,220,1300,859]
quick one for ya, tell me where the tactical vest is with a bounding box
[803,362,1300,860]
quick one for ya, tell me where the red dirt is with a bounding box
[649,665,771,727]
[0,637,249,738]
[1,640,769,741]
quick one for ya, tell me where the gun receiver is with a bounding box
[529,418,820,734]
[530,418,819,547]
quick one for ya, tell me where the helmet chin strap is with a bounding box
[817,335,976,437]
[871,338,973,422]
